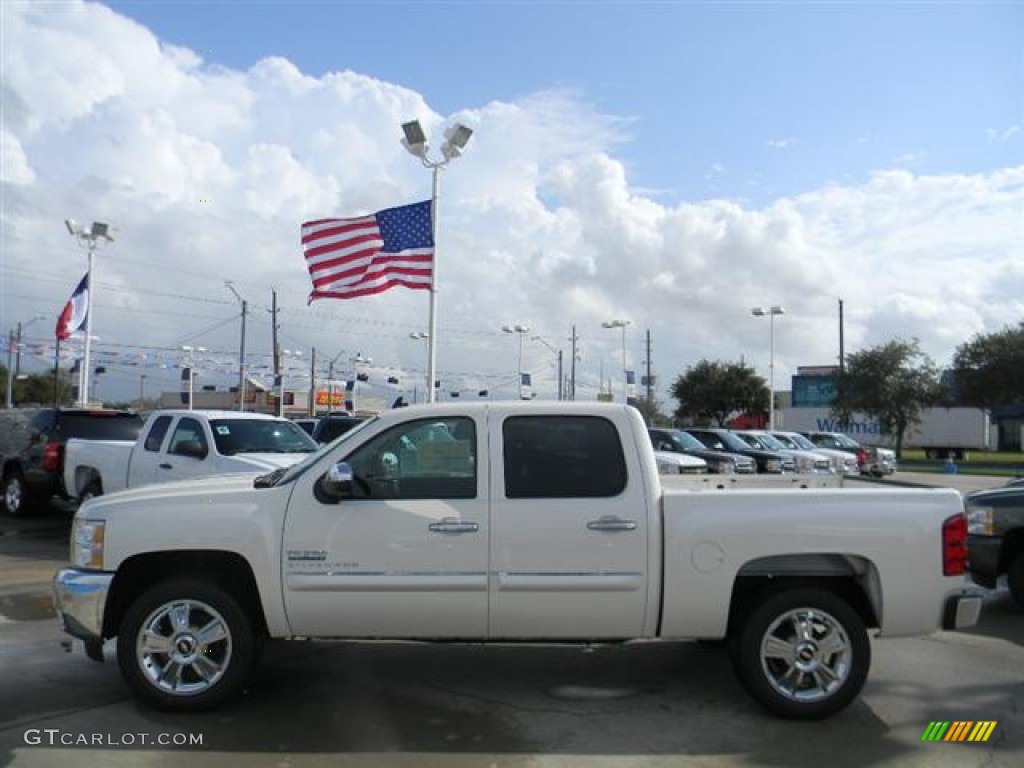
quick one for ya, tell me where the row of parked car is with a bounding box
[649,426,897,477]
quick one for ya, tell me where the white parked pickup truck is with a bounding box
[63,409,318,501]
[53,402,981,719]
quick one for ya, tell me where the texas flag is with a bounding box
[56,273,89,341]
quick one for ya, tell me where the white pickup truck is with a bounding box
[53,402,981,720]
[63,409,318,500]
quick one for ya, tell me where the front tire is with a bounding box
[1008,553,1024,610]
[729,588,870,719]
[117,580,257,711]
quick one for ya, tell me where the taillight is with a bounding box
[41,441,62,472]
[942,514,968,576]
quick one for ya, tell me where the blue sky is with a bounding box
[2,1,1022,405]
[105,1,1023,204]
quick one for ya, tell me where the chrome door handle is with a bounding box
[159,463,173,470]
[428,520,480,534]
[587,517,638,532]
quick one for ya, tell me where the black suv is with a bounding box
[0,407,144,516]
[310,414,365,444]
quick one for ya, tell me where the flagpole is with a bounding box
[427,166,440,404]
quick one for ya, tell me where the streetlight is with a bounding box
[531,335,564,400]
[409,332,430,398]
[5,314,45,409]
[751,305,785,430]
[401,118,474,403]
[601,319,631,402]
[65,219,114,406]
[502,324,530,399]
[325,348,346,414]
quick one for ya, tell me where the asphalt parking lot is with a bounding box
[0,474,1020,768]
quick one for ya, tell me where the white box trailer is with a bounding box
[776,407,993,459]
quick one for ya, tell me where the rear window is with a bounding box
[313,417,364,443]
[503,415,627,498]
[57,412,145,441]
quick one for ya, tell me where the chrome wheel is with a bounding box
[759,607,852,703]
[135,598,232,696]
[730,587,869,719]
[3,473,25,516]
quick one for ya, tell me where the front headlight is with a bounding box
[797,457,815,472]
[717,460,735,474]
[966,506,994,536]
[765,459,782,473]
[71,519,106,569]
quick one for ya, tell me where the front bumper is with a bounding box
[942,592,984,630]
[53,568,113,660]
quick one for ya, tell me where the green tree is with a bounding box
[0,366,75,407]
[632,395,673,427]
[833,338,946,458]
[952,323,1024,408]
[671,359,768,426]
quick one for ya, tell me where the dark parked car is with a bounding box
[683,428,796,474]
[966,485,1024,609]
[291,418,320,436]
[310,414,366,444]
[0,407,144,516]
[648,428,756,474]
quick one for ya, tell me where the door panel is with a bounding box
[488,413,652,639]
[283,415,488,638]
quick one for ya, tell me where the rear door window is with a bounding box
[503,415,626,498]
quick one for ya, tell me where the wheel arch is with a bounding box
[102,550,269,640]
[729,553,881,634]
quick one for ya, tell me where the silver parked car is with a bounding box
[770,430,859,475]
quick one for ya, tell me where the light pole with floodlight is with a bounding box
[601,319,631,402]
[531,335,563,400]
[400,119,473,404]
[502,324,530,399]
[65,219,114,406]
[409,332,430,398]
[751,305,785,429]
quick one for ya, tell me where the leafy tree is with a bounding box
[1,366,75,407]
[832,338,946,458]
[671,359,768,426]
[632,395,673,427]
[952,323,1024,408]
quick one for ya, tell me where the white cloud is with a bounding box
[767,138,793,149]
[2,1,1023,406]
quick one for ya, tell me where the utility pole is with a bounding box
[308,347,316,416]
[645,329,653,404]
[271,289,281,416]
[569,325,579,401]
[838,297,845,372]
[4,330,13,409]
[225,283,247,411]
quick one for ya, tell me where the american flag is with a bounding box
[301,200,434,301]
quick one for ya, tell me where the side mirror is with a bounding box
[175,439,208,459]
[320,461,355,500]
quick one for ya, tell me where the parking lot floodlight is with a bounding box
[88,221,113,241]
[441,123,473,160]
[401,120,428,159]
[65,219,80,236]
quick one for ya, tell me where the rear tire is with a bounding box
[117,580,257,711]
[79,482,102,504]
[1008,554,1024,610]
[729,587,870,719]
[2,470,34,517]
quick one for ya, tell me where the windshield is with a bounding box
[669,430,707,451]
[753,433,788,451]
[787,433,820,451]
[210,419,318,456]
[771,433,798,449]
[260,414,379,487]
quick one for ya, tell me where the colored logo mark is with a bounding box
[921,721,997,743]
